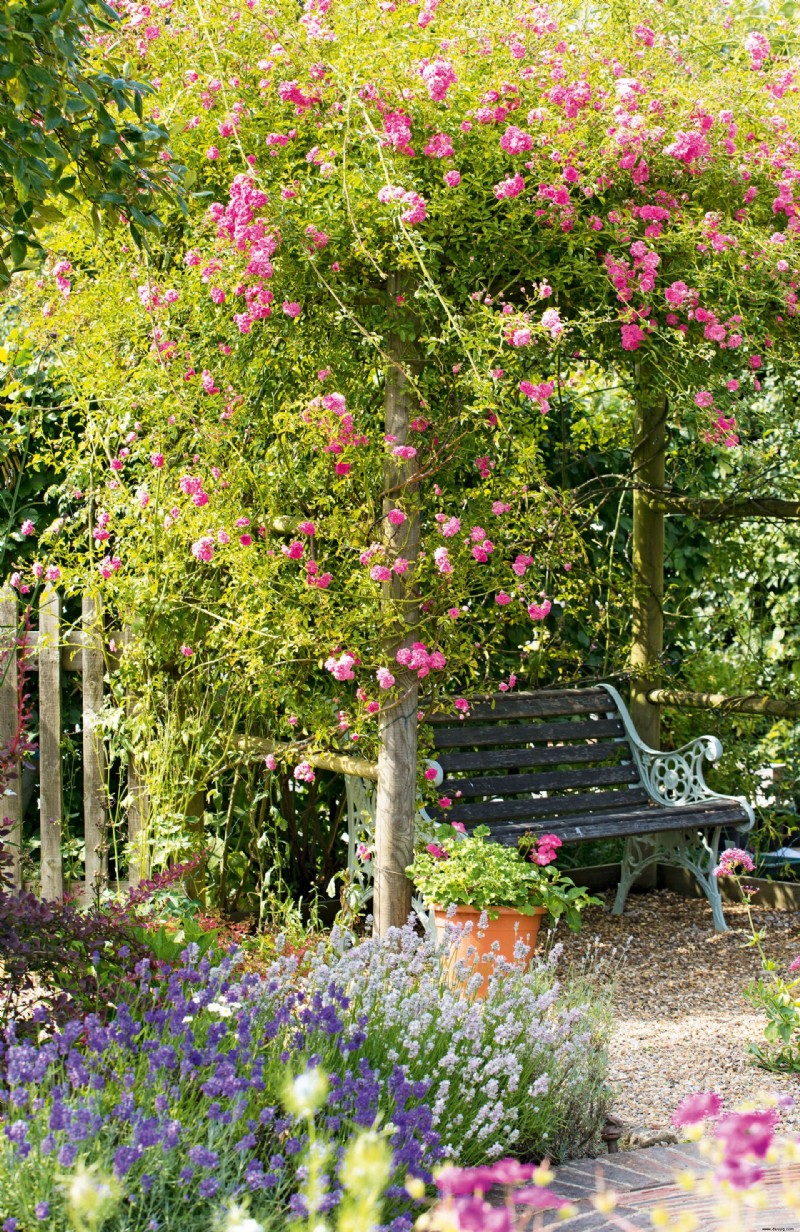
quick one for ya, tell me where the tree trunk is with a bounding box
[630,361,666,750]
[374,274,420,935]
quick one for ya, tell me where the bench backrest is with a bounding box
[427,687,650,841]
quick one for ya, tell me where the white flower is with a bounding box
[283,1067,329,1119]
[222,1204,265,1232]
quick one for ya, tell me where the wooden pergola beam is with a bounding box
[234,734,378,781]
[649,493,800,521]
[646,687,800,719]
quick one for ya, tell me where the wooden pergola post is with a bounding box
[630,362,666,750]
[374,274,420,935]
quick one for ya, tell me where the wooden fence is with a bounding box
[0,586,147,900]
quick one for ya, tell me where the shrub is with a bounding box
[0,924,611,1228]
[0,889,151,1039]
[303,923,612,1165]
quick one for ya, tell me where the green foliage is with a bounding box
[0,0,182,280]
[130,917,219,963]
[407,827,600,929]
[746,967,800,1072]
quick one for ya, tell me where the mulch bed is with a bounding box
[552,887,800,1136]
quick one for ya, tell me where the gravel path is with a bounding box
[553,888,800,1136]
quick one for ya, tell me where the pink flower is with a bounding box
[294,760,315,784]
[335,462,351,476]
[370,565,392,582]
[191,536,215,563]
[206,146,220,160]
[265,754,277,771]
[325,653,356,681]
[180,644,193,657]
[376,667,395,689]
[424,132,454,159]
[496,592,512,606]
[150,453,165,469]
[749,354,762,370]
[283,540,305,560]
[392,444,417,460]
[665,280,690,308]
[283,301,301,318]
[20,519,35,536]
[45,564,60,583]
[788,955,800,973]
[444,169,461,187]
[672,1092,723,1127]
[745,31,770,67]
[447,607,460,619]
[500,125,533,155]
[451,821,466,833]
[400,192,427,226]
[439,516,461,537]
[620,322,647,351]
[454,698,469,714]
[541,307,563,338]
[298,520,316,535]
[663,130,710,164]
[527,599,551,620]
[434,546,453,574]
[694,391,714,408]
[421,58,457,102]
[424,767,438,780]
[239,534,253,546]
[426,842,449,859]
[494,172,525,200]
[387,508,407,525]
[356,842,371,862]
[713,847,755,877]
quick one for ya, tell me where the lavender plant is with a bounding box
[0,924,611,1228]
[302,923,612,1165]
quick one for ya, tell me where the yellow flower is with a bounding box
[591,1190,618,1214]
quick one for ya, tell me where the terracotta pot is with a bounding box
[432,903,546,998]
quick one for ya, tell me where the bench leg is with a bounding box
[651,826,729,933]
[612,836,658,916]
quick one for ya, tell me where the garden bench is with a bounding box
[345,684,754,932]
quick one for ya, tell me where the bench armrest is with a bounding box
[600,685,755,830]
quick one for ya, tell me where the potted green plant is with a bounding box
[407,826,599,992]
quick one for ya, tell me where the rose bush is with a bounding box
[6,0,800,873]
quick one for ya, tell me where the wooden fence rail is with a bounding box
[0,586,145,900]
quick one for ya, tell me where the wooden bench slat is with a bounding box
[436,740,628,775]
[483,802,749,845]
[432,717,625,749]
[428,688,616,723]
[435,787,652,825]
[439,762,640,799]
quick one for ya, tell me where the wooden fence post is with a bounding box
[82,593,107,899]
[123,627,148,886]
[374,273,420,935]
[0,587,22,889]
[39,586,63,900]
